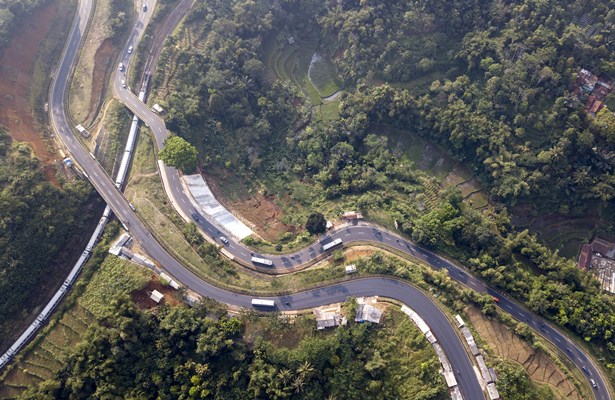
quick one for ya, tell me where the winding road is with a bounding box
[47,1,611,399]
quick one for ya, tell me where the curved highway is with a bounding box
[48,1,611,399]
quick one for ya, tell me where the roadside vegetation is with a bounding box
[149,0,615,380]
[69,0,133,125]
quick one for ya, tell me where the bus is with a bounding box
[322,238,342,251]
[251,256,273,266]
[251,299,275,307]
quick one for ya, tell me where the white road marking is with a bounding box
[358,232,365,235]
[518,312,525,318]
[554,337,561,343]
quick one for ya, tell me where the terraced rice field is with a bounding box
[465,307,584,400]
[264,36,342,120]
[0,305,95,398]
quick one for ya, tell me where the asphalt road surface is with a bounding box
[49,1,611,399]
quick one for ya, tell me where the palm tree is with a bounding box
[277,368,293,387]
[291,375,305,393]
[296,361,314,378]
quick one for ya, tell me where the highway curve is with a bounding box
[48,1,611,399]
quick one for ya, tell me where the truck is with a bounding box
[75,124,90,138]
[251,299,275,307]
[251,256,273,266]
[322,238,342,251]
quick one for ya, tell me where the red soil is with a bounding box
[0,0,59,184]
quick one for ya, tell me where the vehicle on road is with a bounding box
[142,4,147,11]
[251,299,275,307]
[121,80,126,88]
[220,236,229,245]
[251,256,273,266]
[127,45,133,53]
[491,296,500,303]
[322,238,342,251]
[591,378,597,388]
[118,62,124,72]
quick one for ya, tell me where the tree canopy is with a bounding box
[159,135,199,173]
[305,212,326,235]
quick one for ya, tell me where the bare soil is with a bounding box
[131,278,184,309]
[0,0,59,184]
[465,306,582,400]
[87,38,115,122]
[205,169,296,242]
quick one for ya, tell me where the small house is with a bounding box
[150,290,164,304]
[345,264,357,274]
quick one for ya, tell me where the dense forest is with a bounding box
[158,0,615,367]
[0,130,92,345]
[20,299,446,399]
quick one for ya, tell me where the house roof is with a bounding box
[590,100,603,114]
[355,304,382,323]
[578,244,592,269]
[150,290,164,303]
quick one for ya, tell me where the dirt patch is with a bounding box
[205,169,296,242]
[0,0,59,184]
[465,306,582,400]
[344,247,377,263]
[87,38,115,122]
[131,278,184,309]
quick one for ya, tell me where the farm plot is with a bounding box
[307,52,343,98]
[0,258,151,397]
[0,305,95,397]
[465,307,584,400]
[264,36,342,120]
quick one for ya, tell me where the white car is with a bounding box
[220,236,229,245]
[121,80,126,88]
[118,62,124,72]
[127,46,133,54]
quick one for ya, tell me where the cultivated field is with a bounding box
[465,307,584,400]
[0,257,151,397]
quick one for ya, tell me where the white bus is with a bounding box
[322,238,342,251]
[251,256,273,266]
[251,299,275,307]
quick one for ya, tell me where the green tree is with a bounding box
[159,135,198,173]
[305,212,327,235]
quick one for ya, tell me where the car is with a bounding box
[220,236,229,245]
[127,45,133,54]
[491,296,500,303]
[121,80,126,88]
[142,4,147,11]
[118,62,124,72]
[582,366,588,375]
[590,379,597,388]
[191,213,199,222]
